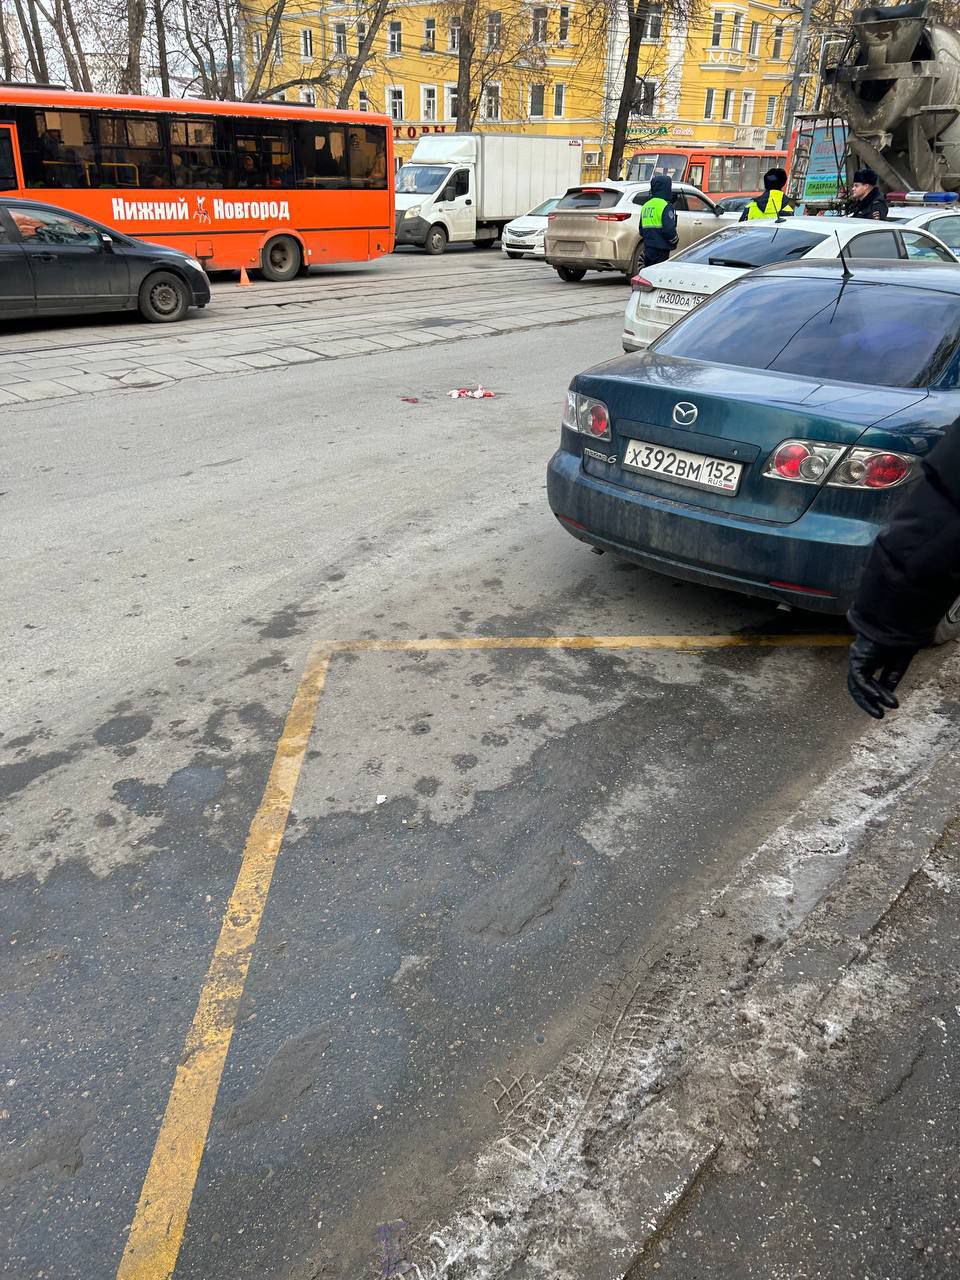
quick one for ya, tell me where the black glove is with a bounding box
[847,633,919,719]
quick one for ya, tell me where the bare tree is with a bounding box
[606,0,704,179]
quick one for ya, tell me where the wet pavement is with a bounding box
[2,306,950,1279]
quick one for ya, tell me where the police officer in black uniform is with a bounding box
[640,173,679,267]
[847,421,960,718]
[846,168,889,220]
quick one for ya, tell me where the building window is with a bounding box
[558,4,570,42]
[423,17,436,49]
[739,89,754,124]
[389,86,404,120]
[487,11,501,49]
[332,24,345,55]
[301,87,315,105]
[529,83,545,117]
[554,82,565,116]
[772,26,784,58]
[448,15,460,50]
[484,83,501,121]
[359,89,369,111]
[722,88,735,120]
[301,27,314,58]
[730,13,743,50]
[641,3,662,41]
[765,94,778,126]
[253,31,263,59]
[273,31,282,58]
[748,20,760,56]
[531,6,548,43]
[422,85,437,120]
[704,87,715,119]
[357,21,366,50]
[388,20,402,53]
[447,85,459,119]
[710,11,723,46]
[630,77,656,115]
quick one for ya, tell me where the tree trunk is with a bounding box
[245,0,288,99]
[608,5,643,180]
[455,0,476,129]
[0,3,15,79]
[61,0,93,90]
[336,0,390,108]
[122,0,148,93]
[12,0,45,81]
[152,0,171,96]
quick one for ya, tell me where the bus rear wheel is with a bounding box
[261,235,301,282]
[139,270,190,323]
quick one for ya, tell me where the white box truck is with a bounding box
[394,133,584,254]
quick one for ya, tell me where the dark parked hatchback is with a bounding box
[0,197,210,323]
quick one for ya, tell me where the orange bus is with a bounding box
[625,145,788,202]
[0,86,394,279]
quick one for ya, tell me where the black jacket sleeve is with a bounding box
[848,424,960,647]
[662,204,678,246]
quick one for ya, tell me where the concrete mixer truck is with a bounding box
[791,1,960,208]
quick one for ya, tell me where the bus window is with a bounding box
[262,127,294,187]
[709,156,723,190]
[347,124,388,187]
[722,156,743,192]
[296,122,348,187]
[0,131,15,190]
[98,114,170,188]
[18,109,97,187]
[170,118,231,188]
[688,163,705,189]
[742,155,762,190]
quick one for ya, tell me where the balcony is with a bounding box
[701,44,756,71]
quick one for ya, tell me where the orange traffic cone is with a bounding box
[238,266,252,287]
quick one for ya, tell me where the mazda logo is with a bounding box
[672,402,698,426]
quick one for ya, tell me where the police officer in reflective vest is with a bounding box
[739,167,795,221]
[640,173,679,267]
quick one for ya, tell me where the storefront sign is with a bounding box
[392,124,448,140]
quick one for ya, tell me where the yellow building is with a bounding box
[244,1,799,181]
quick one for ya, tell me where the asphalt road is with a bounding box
[0,281,902,1279]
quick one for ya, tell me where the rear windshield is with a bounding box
[654,276,960,388]
[677,225,829,267]
[555,187,625,210]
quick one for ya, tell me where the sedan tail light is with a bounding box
[596,212,631,222]
[763,440,845,484]
[563,389,611,440]
[631,276,656,292]
[763,440,917,490]
[828,449,914,489]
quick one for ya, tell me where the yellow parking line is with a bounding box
[116,648,331,1280]
[337,632,850,653]
[116,627,848,1278]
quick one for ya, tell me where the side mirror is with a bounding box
[100,232,114,248]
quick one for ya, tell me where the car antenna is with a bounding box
[835,230,853,279]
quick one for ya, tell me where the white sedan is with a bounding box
[622,215,959,352]
[501,197,560,259]
[885,203,960,254]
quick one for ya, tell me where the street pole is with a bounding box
[781,0,817,152]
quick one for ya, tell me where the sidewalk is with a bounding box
[630,820,960,1280]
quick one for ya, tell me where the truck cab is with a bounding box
[395,153,476,254]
